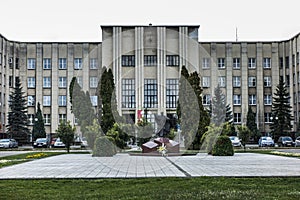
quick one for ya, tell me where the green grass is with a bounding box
[0,177,300,199]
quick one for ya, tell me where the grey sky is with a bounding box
[1,0,300,42]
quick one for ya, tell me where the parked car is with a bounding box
[33,138,49,148]
[53,138,65,148]
[277,136,294,147]
[81,137,88,147]
[295,136,300,147]
[50,138,57,148]
[229,136,241,147]
[0,139,18,148]
[258,136,275,147]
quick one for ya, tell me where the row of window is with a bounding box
[202,76,272,88]
[27,58,98,70]
[27,95,98,107]
[122,55,179,67]
[230,112,286,124]
[202,57,272,69]
[27,77,98,88]
[203,94,272,106]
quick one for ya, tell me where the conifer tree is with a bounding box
[32,102,46,140]
[246,107,261,142]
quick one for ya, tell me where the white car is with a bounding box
[0,139,18,148]
[54,138,65,148]
[229,136,241,147]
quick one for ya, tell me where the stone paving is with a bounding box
[0,153,300,179]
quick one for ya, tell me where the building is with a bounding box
[0,24,299,139]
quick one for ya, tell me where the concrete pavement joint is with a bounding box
[165,157,191,177]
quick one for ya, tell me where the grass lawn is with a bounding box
[0,177,300,199]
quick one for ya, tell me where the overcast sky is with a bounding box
[1,0,300,42]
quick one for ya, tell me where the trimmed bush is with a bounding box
[212,136,234,156]
[93,136,117,157]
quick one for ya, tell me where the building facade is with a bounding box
[0,24,299,139]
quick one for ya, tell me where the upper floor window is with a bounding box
[122,55,135,67]
[27,95,35,106]
[233,95,241,105]
[77,76,83,88]
[59,58,67,69]
[218,76,226,87]
[202,76,210,88]
[27,58,36,69]
[279,57,283,68]
[59,114,67,124]
[202,58,210,69]
[248,58,256,69]
[166,55,179,66]
[28,114,35,125]
[203,94,211,105]
[166,79,179,108]
[249,95,256,105]
[27,77,36,88]
[74,58,82,69]
[122,79,135,108]
[144,79,158,108]
[233,58,240,69]
[264,113,272,123]
[43,58,51,69]
[263,57,271,68]
[144,55,157,66]
[89,77,98,88]
[43,96,51,106]
[233,76,241,87]
[248,76,256,87]
[218,58,225,69]
[43,77,51,88]
[264,95,272,105]
[90,96,98,107]
[90,58,98,69]
[59,77,67,88]
[264,77,272,87]
[233,113,242,124]
[58,95,67,106]
[285,56,289,68]
[44,114,51,125]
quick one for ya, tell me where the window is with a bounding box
[122,55,135,67]
[27,77,36,88]
[90,96,98,106]
[58,95,67,106]
[9,76,13,87]
[43,96,51,106]
[44,114,51,125]
[233,95,241,105]
[77,76,83,88]
[264,77,271,87]
[89,77,98,88]
[43,77,51,88]
[59,114,67,124]
[59,58,67,69]
[15,58,19,69]
[218,76,226,87]
[43,58,51,69]
[203,94,211,105]
[166,79,179,108]
[233,58,240,69]
[218,58,225,68]
[202,58,210,69]
[248,58,256,68]
[264,95,272,105]
[202,76,210,87]
[144,79,157,108]
[27,58,36,69]
[233,113,242,124]
[90,58,98,69]
[28,114,35,125]
[285,56,289,68]
[264,113,271,123]
[248,77,256,87]
[263,57,271,68]
[74,58,82,69]
[144,55,157,66]
[233,76,241,87]
[279,57,283,68]
[122,79,135,108]
[249,95,256,105]
[59,77,67,88]
[166,55,179,66]
[28,95,35,106]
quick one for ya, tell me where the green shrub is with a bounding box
[93,136,117,157]
[212,136,234,156]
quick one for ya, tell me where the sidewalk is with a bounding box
[0,153,300,179]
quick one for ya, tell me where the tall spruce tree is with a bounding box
[271,78,293,141]
[246,107,261,142]
[32,102,46,141]
[7,78,30,144]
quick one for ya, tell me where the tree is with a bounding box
[201,124,222,154]
[237,125,251,152]
[106,123,130,149]
[210,85,226,126]
[7,78,30,144]
[271,78,293,142]
[85,119,103,149]
[246,107,261,142]
[56,121,76,153]
[136,118,153,146]
[32,102,46,141]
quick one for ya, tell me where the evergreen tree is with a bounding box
[246,107,261,142]
[56,121,76,153]
[7,78,30,144]
[32,102,46,140]
[271,78,293,141]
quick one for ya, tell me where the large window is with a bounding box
[90,58,98,69]
[43,58,51,69]
[233,113,242,124]
[43,96,51,106]
[264,77,271,87]
[59,58,67,69]
[59,77,67,88]
[44,114,51,125]
[27,95,35,106]
[90,96,98,106]
[248,76,256,87]
[203,94,211,105]
[122,55,135,67]
[74,58,82,69]
[218,76,226,87]
[89,77,98,88]
[59,114,67,124]
[202,58,210,69]
[233,95,241,105]
[166,55,179,66]
[43,77,51,88]
[248,58,256,68]
[263,57,271,68]
[264,113,271,123]
[27,58,36,69]
[233,58,240,69]
[202,76,210,87]
[58,95,67,106]
[144,79,157,108]
[77,76,83,88]
[233,76,241,87]
[264,95,272,105]
[122,79,135,108]
[144,55,157,66]
[166,79,179,108]
[249,95,256,105]
[218,58,225,69]
[27,77,36,88]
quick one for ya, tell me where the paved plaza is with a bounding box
[1,152,300,179]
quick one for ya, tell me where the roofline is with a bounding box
[100,24,200,29]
